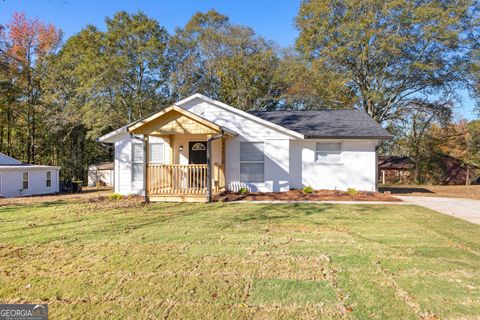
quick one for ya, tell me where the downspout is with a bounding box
[206,132,224,203]
[129,133,144,142]
[375,142,380,192]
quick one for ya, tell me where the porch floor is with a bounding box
[148,194,209,203]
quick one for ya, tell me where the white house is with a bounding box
[0,153,60,198]
[87,162,114,187]
[97,94,392,202]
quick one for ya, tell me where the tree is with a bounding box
[467,120,480,164]
[41,11,171,179]
[466,1,480,114]
[0,23,17,156]
[404,101,452,182]
[44,11,171,138]
[0,12,62,162]
[296,0,475,123]
[429,119,480,163]
[275,51,355,110]
[84,11,171,136]
[40,28,99,179]
[169,10,283,110]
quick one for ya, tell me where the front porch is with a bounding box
[128,105,235,202]
[147,163,225,202]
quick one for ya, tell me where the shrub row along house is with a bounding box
[0,153,60,198]
[98,94,392,202]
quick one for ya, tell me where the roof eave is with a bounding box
[97,127,129,144]
[0,165,61,170]
[176,94,304,139]
[304,135,394,140]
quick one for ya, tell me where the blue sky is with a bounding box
[1,0,477,119]
[2,0,300,46]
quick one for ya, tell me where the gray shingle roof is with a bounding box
[248,110,393,139]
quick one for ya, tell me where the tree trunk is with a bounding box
[413,145,421,183]
[466,166,470,186]
[7,107,11,156]
[31,107,35,164]
[0,108,4,152]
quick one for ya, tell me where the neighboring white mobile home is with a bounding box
[0,153,60,198]
[98,94,392,202]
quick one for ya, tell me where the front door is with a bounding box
[188,141,207,189]
[188,141,207,164]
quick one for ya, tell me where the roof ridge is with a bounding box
[248,109,359,112]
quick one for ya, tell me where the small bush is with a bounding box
[346,188,358,196]
[303,186,314,194]
[108,193,124,200]
[238,187,249,195]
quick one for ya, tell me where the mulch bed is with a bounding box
[213,189,400,202]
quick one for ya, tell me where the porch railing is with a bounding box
[147,164,208,195]
[147,164,226,195]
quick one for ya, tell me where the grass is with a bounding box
[0,195,479,319]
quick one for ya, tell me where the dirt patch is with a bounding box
[214,189,400,202]
[380,185,480,200]
[0,187,113,206]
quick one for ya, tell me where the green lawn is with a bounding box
[0,196,479,319]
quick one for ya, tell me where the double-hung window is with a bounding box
[315,143,342,164]
[46,171,52,187]
[23,172,29,190]
[132,143,144,181]
[149,142,164,164]
[240,142,264,183]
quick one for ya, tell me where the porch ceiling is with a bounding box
[128,105,236,136]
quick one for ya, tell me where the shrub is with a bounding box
[346,188,358,196]
[108,193,124,200]
[238,187,249,195]
[303,186,314,194]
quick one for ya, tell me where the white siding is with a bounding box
[0,168,59,197]
[114,133,169,195]
[182,98,294,192]
[111,96,380,194]
[115,133,143,195]
[181,98,294,140]
[289,139,378,191]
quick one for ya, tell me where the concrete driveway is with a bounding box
[396,196,480,225]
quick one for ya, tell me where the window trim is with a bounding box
[22,171,29,190]
[239,141,265,183]
[131,142,144,182]
[46,171,52,188]
[149,142,165,164]
[315,142,343,165]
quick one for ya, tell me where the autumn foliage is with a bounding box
[0,12,62,162]
[0,8,479,183]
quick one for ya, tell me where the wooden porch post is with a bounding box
[206,133,224,202]
[169,134,174,164]
[143,135,149,202]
